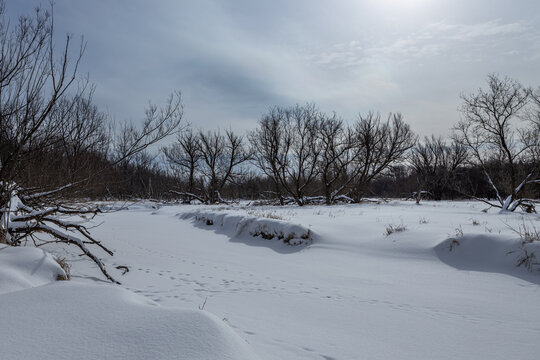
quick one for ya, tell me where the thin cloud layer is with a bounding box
[7,0,540,137]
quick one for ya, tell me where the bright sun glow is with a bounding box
[373,0,428,9]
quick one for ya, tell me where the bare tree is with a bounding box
[55,89,109,181]
[351,112,416,200]
[163,128,202,202]
[316,113,356,204]
[409,136,468,202]
[0,3,85,193]
[113,91,183,164]
[455,74,539,211]
[0,3,183,283]
[249,106,289,204]
[198,129,251,204]
[273,104,322,206]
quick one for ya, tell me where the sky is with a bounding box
[7,0,540,138]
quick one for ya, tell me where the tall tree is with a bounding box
[351,112,416,200]
[198,130,251,204]
[455,74,539,211]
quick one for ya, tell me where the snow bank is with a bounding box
[434,234,540,281]
[0,246,260,360]
[180,209,313,246]
[1,282,259,360]
[0,245,66,294]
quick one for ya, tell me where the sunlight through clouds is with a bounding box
[6,0,540,137]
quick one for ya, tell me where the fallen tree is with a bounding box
[0,2,183,283]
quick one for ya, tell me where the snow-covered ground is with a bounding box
[0,245,258,360]
[2,200,540,359]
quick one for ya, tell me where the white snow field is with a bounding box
[2,200,540,359]
[0,246,259,359]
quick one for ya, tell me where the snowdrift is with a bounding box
[180,209,313,247]
[434,234,540,283]
[0,246,259,360]
[1,283,259,360]
[0,245,66,294]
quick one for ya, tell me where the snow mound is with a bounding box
[0,246,260,360]
[434,234,540,282]
[0,245,66,294]
[1,282,259,360]
[180,210,313,246]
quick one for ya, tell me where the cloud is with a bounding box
[6,0,540,138]
[307,19,536,71]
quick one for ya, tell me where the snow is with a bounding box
[0,246,66,294]
[435,234,540,283]
[0,247,259,359]
[2,200,540,359]
[1,282,259,360]
[180,208,313,246]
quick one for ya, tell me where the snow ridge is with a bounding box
[180,209,313,246]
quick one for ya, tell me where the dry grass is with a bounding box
[447,238,460,251]
[385,223,407,236]
[54,257,71,281]
[516,250,537,271]
[446,226,464,252]
[506,220,540,244]
[505,220,540,272]
[246,210,284,220]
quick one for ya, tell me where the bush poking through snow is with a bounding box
[54,257,71,281]
[447,239,461,251]
[185,211,313,246]
[250,225,312,245]
[508,221,540,244]
[446,226,464,251]
[455,226,464,238]
[505,221,540,271]
[246,210,284,220]
[515,250,537,272]
[385,223,407,236]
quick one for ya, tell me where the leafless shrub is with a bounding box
[455,226,464,238]
[385,223,407,236]
[54,257,71,281]
[515,250,537,271]
[447,239,461,251]
[506,220,540,244]
[445,226,465,251]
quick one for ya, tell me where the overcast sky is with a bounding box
[8,0,540,137]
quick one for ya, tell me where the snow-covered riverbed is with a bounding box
[86,201,540,360]
[3,200,540,359]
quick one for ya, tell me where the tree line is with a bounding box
[0,4,539,209]
[163,75,540,211]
